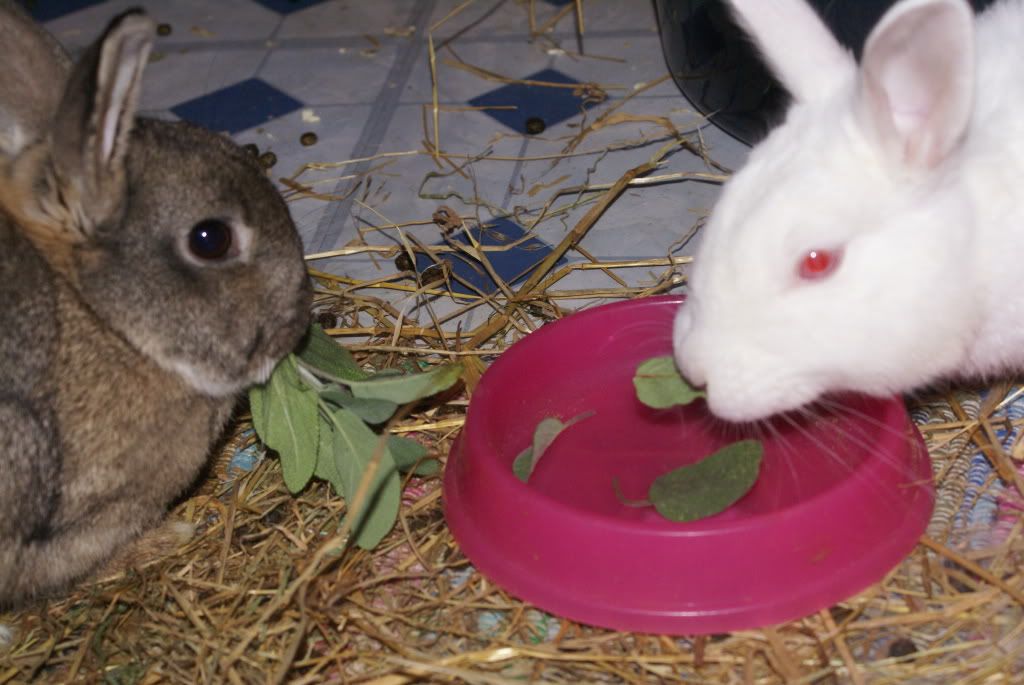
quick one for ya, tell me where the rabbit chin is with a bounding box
[161,356,273,398]
[0,122,29,157]
[704,380,824,424]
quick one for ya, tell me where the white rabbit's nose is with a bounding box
[671,305,696,348]
[678,355,706,389]
[672,306,705,388]
[673,305,694,339]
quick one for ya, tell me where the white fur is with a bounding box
[674,0,1024,422]
[0,622,13,648]
[164,357,249,398]
[726,0,852,102]
[0,116,26,157]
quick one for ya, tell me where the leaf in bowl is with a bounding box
[513,411,595,483]
[633,356,705,409]
[648,440,763,522]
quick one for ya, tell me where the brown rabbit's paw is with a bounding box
[0,622,15,649]
[93,519,195,582]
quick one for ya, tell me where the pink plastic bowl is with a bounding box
[444,296,934,634]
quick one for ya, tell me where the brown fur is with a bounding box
[0,273,233,598]
[93,520,196,583]
[0,0,70,157]
[0,10,311,606]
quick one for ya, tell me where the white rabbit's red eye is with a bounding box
[189,219,233,260]
[798,249,839,280]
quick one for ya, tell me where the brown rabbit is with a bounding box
[0,8,311,606]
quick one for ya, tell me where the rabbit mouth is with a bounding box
[170,355,281,398]
[705,376,822,424]
[251,356,278,385]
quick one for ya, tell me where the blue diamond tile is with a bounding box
[250,0,330,14]
[414,218,565,296]
[22,0,107,22]
[170,78,303,135]
[468,68,599,134]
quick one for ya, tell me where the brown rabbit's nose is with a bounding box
[265,310,308,359]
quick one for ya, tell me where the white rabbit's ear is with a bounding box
[857,0,974,169]
[726,0,853,102]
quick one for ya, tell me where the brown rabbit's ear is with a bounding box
[49,10,153,233]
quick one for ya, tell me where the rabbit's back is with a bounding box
[968,1,1024,166]
[0,214,61,549]
[948,0,1024,376]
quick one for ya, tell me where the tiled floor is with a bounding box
[26,0,749,321]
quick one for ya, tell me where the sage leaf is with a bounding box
[278,386,319,494]
[252,357,319,494]
[511,447,535,483]
[249,382,268,439]
[634,356,705,409]
[297,324,368,382]
[313,414,342,485]
[325,407,401,549]
[648,440,763,522]
[611,478,652,508]
[516,418,566,482]
[513,411,595,483]
[388,435,440,476]
[320,387,399,424]
[347,362,463,404]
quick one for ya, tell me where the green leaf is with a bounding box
[313,415,342,484]
[249,382,268,438]
[253,357,320,494]
[388,435,440,476]
[648,440,763,522]
[297,324,369,382]
[611,478,652,508]
[512,447,536,483]
[320,387,399,424]
[347,362,463,404]
[325,407,401,549]
[633,356,705,409]
[513,411,594,483]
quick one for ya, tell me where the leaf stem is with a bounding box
[295,357,358,388]
[611,478,652,508]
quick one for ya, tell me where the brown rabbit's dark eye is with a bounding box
[188,219,233,260]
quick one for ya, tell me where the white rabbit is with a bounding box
[672,0,1024,422]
